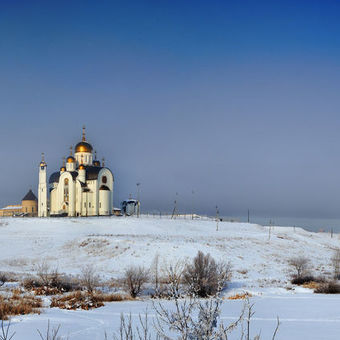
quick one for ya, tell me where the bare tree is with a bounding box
[80,264,99,293]
[288,256,310,279]
[332,249,340,280]
[37,321,62,340]
[0,320,15,340]
[183,251,231,297]
[124,266,149,298]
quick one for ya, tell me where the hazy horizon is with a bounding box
[1,1,340,219]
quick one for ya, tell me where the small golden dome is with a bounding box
[79,164,85,170]
[40,161,46,167]
[60,166,66,172]
[67,156,75,163]
[93,160,100,167]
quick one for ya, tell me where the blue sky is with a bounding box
[1,0,340,218]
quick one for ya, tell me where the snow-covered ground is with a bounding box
[1,216,339,339]
[8,293,340,340]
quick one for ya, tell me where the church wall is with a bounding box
[98,168,114,216]
[21,200,38,217]
[56,172,76,216]
[50,188,57,215]
[75,152,93,165]
[99,190,110,215]
[86,180,98,216]
[75,181,82,216]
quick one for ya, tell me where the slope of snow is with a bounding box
[1,216,340,339]
[0,216,337,287]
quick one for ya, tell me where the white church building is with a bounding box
[38,127,114,217]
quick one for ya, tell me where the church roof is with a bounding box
[69,171,78,180]
[49,172,60,184]
[85,166,103,180]
[22,190,37,201]
[49,171,78,184]
[75,141,93,153]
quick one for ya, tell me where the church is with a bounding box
[38,127,114,217]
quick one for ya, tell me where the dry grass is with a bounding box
[227,292,252,300]
[50,291,130,310]
[302,281,321,289]
[0,290,42,320]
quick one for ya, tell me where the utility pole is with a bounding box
[191,190,194,220]
[136,182,141,218]
[216,205,219,231]
[171,192,178,219]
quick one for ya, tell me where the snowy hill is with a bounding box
[1,216,340,339]
[0,216,337,288]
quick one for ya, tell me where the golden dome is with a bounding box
[40,161,46,167]
[93,160,100,167]
[67,156,75,163]
[60,166,66,172]
[75,126,93,153]
[75,141,93,153]
[79,164,85,170]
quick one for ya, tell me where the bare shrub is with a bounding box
[162,260,185,298]
[111,312,153,340]
[332,249,340,279]
[183,251,231,297]
[288,256,310,279]
[0,273,7,287]
[0,320,15,340]
[37,320,62,340]
[22,274,76,295]
[80,265,99,293]
[153,296,279,340]
[36,262,52,287]
[124,266,149,298]
[291,275,315,285]
[22,277,40,290]
[315,282,340,294]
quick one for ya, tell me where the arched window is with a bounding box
[102,176,107,184]
[64,178,69,202]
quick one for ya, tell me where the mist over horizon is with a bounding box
[1,1,340,219]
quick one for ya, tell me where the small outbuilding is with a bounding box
[0,189,38,217]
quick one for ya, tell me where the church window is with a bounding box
[89,202,91,208]
[100,202,101,208]
[84,202,86,208]
[102,176,107,184]
[64,178,69,202]
[32,207,34,213]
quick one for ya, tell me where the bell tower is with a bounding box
[38,153,48,217]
